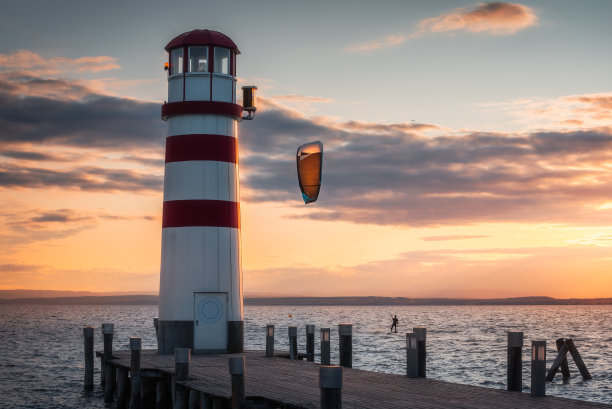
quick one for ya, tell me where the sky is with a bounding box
[1,1,611,298]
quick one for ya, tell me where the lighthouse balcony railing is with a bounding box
[185,73,211,101]
[168,76,184,103]
[212,73,236,103]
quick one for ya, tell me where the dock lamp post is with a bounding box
[531,340,546,397]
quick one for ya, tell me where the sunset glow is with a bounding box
[1,1,611,298]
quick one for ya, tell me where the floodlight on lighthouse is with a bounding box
[242,86,257,120]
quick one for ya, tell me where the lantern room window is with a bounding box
[170,48,183,76]
[214,47,230,75]
[189,46,208,73]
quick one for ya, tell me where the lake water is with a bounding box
[0,304,610,408]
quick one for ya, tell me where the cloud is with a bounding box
[419,2,537,35]
[0,50,120,75]
[421,235,489,241]
[347,2,537,52]
[240,102,612,227]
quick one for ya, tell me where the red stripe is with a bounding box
[165,134,237,164]
[162,200,240,229]
[161,101,242,120]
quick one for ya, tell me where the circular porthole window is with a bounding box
[197,297,224,324]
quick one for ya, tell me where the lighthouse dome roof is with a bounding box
[165,29,239,53]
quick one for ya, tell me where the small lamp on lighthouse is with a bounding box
[242,85,257,120]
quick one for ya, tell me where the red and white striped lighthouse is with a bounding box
[157,29,248,354]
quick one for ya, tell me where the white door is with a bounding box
[194,292,227,352]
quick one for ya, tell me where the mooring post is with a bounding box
[565,338,592,380]
[507,331,523,391]
[306,324,315,362]
[174,348,191,409]
[339,324,352,368]
[406,332,418,378]
[321,328,331,365]
[320,365,343,409]
[288,326,298,360]
[413,327,426,378]
[546,338,569,382]
[229,356,246,409]
[266,324,274,358]
[531,340,546,397]
[128,337,141,409]
[83,326,94,390]
[102,323,115,402]
[116,366,130,409]
[141,376,156,408]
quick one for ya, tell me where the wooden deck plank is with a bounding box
[100,350,611,409]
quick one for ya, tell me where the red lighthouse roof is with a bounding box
[165,29,240,53]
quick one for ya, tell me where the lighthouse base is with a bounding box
[155,319,244,354]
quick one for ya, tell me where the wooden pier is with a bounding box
[97,349,611,409]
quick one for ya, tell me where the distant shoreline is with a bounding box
[0,294,610,306]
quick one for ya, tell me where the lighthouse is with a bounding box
[157,29,254,354]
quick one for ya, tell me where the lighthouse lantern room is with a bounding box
[158,29,246,354]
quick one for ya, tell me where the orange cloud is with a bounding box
[0,50,120,75]
[419,2,537,35]
[347,2,537,52]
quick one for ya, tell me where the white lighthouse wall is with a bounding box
[212,74,235,103]
[168,76,184,103]
[163,161,238,202]
[168,114,235,137]
[185,74,211,101]
[159,226,242,322]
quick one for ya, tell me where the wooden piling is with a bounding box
[129,337,141,409]
[141,376,156,408]
[174,348,191,409]
[188,390,200,409]
[413,327,426,378]
[320,365,343,409]
[406,332,418,378]
[507,331,523,391]
[155,376,171,409]
[288,326,298,360]
[321,328,331,365]
[565,338,592,380]
[557,338,571,381]
[116,366,130,408]
[83,326,94,390]
[229,356,246,409]
[531,340,546,397]
[100,355,106,386]
[102,323,115,402]
[339,324,352,368]
[546,338,569,382]
[306,324,315,362]
[266,324,274,358]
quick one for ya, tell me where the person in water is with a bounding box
[391,315,399,333]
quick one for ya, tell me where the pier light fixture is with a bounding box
[531,340,546,397]
[242,85,257,120]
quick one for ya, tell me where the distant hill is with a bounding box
[0,292,610,305]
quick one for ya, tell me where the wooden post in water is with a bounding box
[129,337,141,409]
[321,328,331,365]
[557,338,571,381]
[406,332,418,378]
[116,366,130,409]
[102,323,115,402]
[320,365,343,409]
[155,376,171,409]
[546,338,569,382]
[229,356,246,409]
[413,327,426,378]
[174,348,191,409]
[531,340,546,397]
[188,390,200,409]
[306,324,315,362]
[266,325,274,358]
[339,324,352,368]
[565,338,592,380]
[83,326,94,390]
[288,326,298,360]
[507,331,523,391]
[141,376,156,408]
